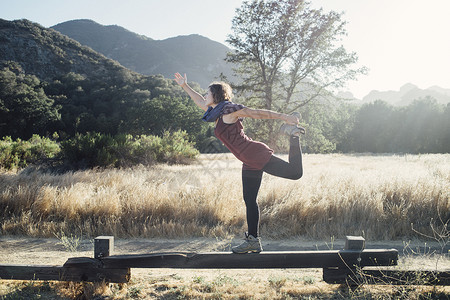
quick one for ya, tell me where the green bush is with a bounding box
[0,131,198,170]
[159,130,200,164]
[0,135,60,170]
[60,130,199,169]
[60,132,120,168]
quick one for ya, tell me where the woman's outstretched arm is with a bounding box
[174,73,208,111]
[225,107,299,125]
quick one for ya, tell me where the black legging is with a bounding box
[242,136,303,237]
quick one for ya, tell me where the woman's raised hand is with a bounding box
[284,114,299,125]
[174,73,187,87]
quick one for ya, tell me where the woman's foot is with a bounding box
[232,233,263,254]
[280,112,306,136]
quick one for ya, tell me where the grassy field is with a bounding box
[0,153,449,299]
[0,153,448,240]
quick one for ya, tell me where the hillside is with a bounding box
[0,18,141,83]
[51,19,234,87]
[0,18,206,143]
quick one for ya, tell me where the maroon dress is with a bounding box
[214,117,273,170]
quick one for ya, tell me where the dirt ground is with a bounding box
[0,235,448,271]
[0,236,447,262]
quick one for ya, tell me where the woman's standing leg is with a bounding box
[232,169,264,253]
[241,169,263,237]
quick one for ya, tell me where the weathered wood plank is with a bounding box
[323,267,354,284]
[59,267,130,283]
[0,264,130,283]
[323,268,450,285]
[63,257,102,268]
[0,265,63,281]
[100,249,398,269]
[362,269,450,286]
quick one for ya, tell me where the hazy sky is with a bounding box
[2,0,449,98]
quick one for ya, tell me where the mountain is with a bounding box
[51,19,233,87]
[361,83,450,106]
[0,18,207,142]
[0,18,141,82]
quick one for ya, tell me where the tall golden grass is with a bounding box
[0,153,448,240]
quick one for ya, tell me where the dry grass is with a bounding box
[1,268,449,299]
[0,153,449,240]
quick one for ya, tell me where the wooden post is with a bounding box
[94,236,114,259]
[345,236,365,251]
[63,257,130,282]
[323,236,366,284]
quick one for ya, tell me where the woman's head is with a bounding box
[208,82,233,104]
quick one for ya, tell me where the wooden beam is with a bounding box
[361,269,450,286]
[0,265,62,281]
[60,266,130,283]
[0,264,130,283]
[99,249,398,269]
[323,268,450,285]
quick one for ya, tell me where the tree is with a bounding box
[345,98,449,154]
[442,103,450,153]
[393,98,444,153]
[0,65,60,139]
[350,100,394,153]
[121,95,206,144]
[301,100,357,153]
[226,0,366,142]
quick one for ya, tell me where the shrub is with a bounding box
[0,131,199,170]
[0,135,60,170]
[60,130,199,169]
[159,130,200,164]
[60,132,121,169]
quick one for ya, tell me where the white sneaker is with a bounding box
[280,112,305,136]
[232,233,263,254]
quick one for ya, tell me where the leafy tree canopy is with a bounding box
[0,62,60,139]
[226,0,367,113]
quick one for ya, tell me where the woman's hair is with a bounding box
[208,82,233,104]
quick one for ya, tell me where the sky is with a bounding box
[2,0,450,99]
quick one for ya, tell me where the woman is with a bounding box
[174,73,304,254]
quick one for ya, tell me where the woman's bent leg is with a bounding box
[262,136,303,180]
[241,169,263,237]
